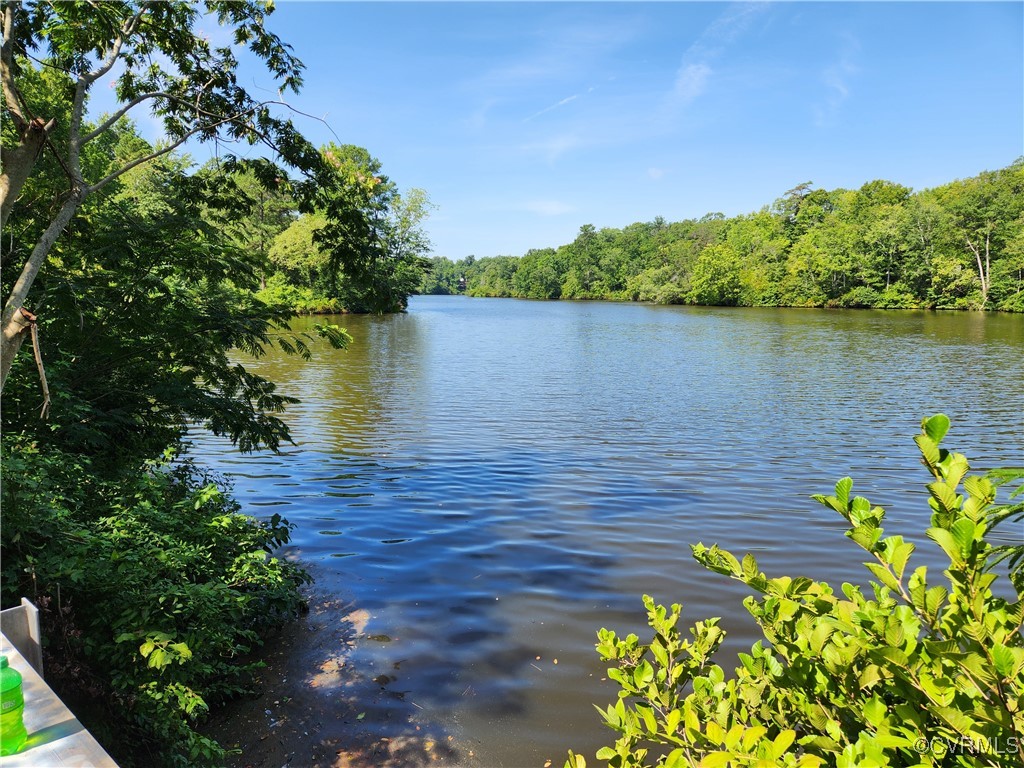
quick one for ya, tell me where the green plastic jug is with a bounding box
[0,655,27,755]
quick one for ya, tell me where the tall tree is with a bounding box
[1,139,346,461]
[313,144,432,312]
[935,159,1024,308]
[1,0,321,390]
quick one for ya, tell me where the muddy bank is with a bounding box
[202,579,481,768]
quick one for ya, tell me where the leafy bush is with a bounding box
[1,438,310,767]
[257,273,344,314]
[568,416,1024,768]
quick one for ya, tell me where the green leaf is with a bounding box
[884,620,905,647]
[927,527,962,563]
[924,586,948,617]
[873,646,909,667]
[889,540,915,580]
[666,708,682,734]
[724,724,743,750]
[927,481,959,513]
[809,623,835,653]
[923,414,950,445]
[858,665,882,691]
[639,704,658,734]
[959,653,996,686]
[932,706,979,737]
[863,696,885,727]
[772,730,796,757]
[741,726,767,751]
[706,719,728,745]
[715,549,741,576]
[835,477,853,507]
[742,553,759,581]
[949,518,976,557]
[650,641,668,668]
[944,453,969,489]
[684,703,700,736]
[700,754,732,768]
[865,562,900,593]
[990,644,1015,678]
[914,434,940,468]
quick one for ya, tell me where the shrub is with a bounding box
[567,415,1024,768]
[1,438,310,767]
[256,274,343,314]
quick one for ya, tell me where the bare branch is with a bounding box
[1,2,29,132]
[29,315,51,419]
[69,3,149,155]
[86,141,190,194]
[81,2,147,85]
[85,107,266,193]
[79,91,166,144]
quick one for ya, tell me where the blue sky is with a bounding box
[181,2,1022,259]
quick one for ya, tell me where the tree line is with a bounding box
[423,160,1024,312]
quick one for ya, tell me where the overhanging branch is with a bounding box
[86,106,269,193]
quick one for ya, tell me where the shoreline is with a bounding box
[202,574,473,768]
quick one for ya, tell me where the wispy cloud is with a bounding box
[671,63,712,106]
[524,93,580,122]
[647,167,667,180]
[686,2,771,59]
[521,199,576,217]
[814,34,860,127]
[463,15,636,135]
[466,99,498,132]
[660,2,771,121]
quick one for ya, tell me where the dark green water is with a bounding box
[191,296,1023,766]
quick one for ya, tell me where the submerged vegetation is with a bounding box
[424,160,1024,312]
[569,417,1024,768]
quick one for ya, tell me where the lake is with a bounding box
[191,296,1023,767]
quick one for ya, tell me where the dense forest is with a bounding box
[422,160,1024,312]
[0,3,428,765]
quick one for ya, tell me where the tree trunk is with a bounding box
[0,306,33,390]
[0,118,55,230]
[0,190,83,392]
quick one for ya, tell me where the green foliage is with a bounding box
[1,438,310,767]
[569,416,1024,768]
[2,149,347,460]
[419,254,476,295]
[256,272,343,315]
[442,160,1023,312]
[310,144,433,313]
[986,468,1024,594]
[1,9,400,767]
[201,153,433,316]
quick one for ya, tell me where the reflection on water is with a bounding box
[190,297,1024,767]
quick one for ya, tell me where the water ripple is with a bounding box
[187,297,1024,767]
